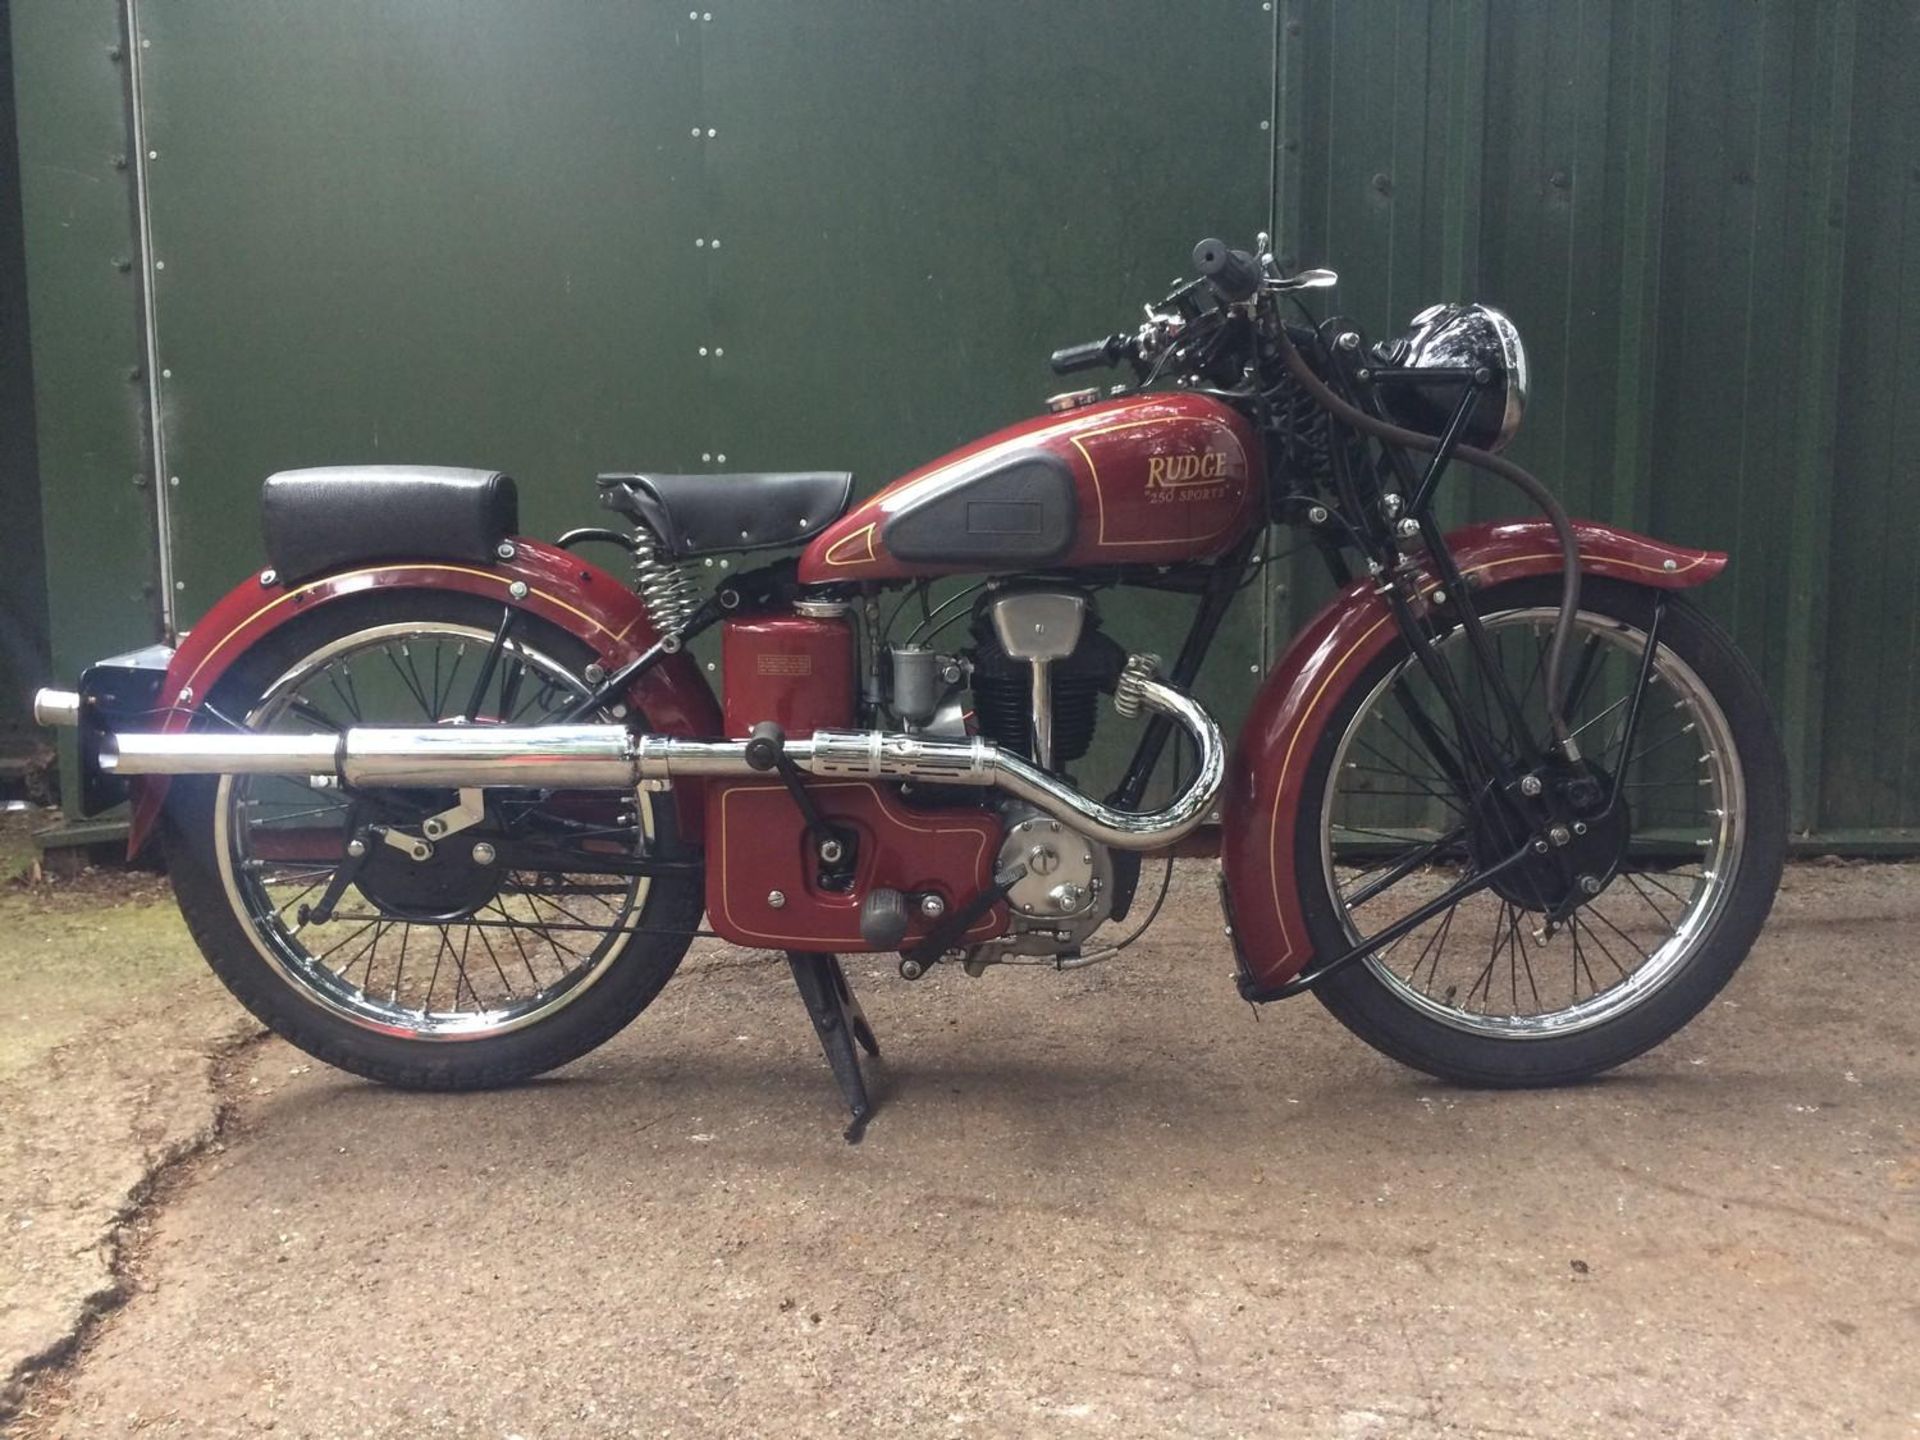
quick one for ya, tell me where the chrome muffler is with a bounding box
[71,675,1222,850]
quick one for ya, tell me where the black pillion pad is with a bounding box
[260,466,519,585]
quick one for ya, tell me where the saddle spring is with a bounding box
[630,524,701,641]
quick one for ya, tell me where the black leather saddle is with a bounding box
[598,471,853,557]
[260,466,519,585]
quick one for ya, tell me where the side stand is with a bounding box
[785,952,881,1143]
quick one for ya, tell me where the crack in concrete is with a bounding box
[0,1028,268,1430]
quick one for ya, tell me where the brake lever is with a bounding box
[1155,277,1208,317]
[1265,267,1340,294]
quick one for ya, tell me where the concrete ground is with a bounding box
[1,839,1915,1438]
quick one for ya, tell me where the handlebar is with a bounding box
[1048,236,1267,379]
[1191,238,1263,303]
[1048,333,1131,376]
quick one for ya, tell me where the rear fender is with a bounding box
[126,539,720,856]
[1219,519,1725,992]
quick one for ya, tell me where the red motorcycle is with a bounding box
[36,237,1786,1139]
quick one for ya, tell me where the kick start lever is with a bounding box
[746,721,856,888]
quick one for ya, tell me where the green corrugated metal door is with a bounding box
[13,0,1920,839]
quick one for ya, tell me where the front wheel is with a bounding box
[1293,575,1786,1086]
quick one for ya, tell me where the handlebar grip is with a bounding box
[1191,238,1263,303]
[1048,335,1126,375]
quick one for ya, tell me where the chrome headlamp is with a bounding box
[1373,302,1529,453]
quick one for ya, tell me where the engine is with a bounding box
[890,588,1128,966]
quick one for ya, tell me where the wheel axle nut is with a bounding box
[471,842,496,865]
[346,838,367,859]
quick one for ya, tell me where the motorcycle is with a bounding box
[35,236,1787,1140]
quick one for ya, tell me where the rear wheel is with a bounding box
[1293,576,1786,1086]
[165,591,704,1089]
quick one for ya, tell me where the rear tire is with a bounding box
[1293,576,1786,1086]
[163,590,705,1090]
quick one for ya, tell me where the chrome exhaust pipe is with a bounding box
[95,678,1223,850]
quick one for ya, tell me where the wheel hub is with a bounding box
[353,827,503,922]
[1467,760,1630,913]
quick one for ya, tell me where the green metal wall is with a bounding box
[10,0,1920,840]
[0,0,49,739]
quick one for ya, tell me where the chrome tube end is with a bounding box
[32,688,83,728]
[110,731,343,777]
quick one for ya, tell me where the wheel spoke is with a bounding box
[1566,692,1630,747]
[1624,867,1695,907]
[1415,903,1456,996]
[1620,871,1675,927]
[391,925,409,1002]
[1570,913,1603,996]
[475,925,518,999]
[311,919,377,966]
[1340,827,1468,909]
[491,903,547,989]
[1575,910,1633,978]
[384,644,435,719]
[1585,902,1653,964]
[1348,744,1465,816]
[1463,902,1509,1010]
[289,696,344,731]
[424,928,451,1010]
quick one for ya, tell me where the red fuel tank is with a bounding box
[797,392,1262,584]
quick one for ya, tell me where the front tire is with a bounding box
[163,590,705,1090]
[1293,576,1786,1086]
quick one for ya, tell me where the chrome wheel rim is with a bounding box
[1319,604,1744,1039]
[214,622,653,1041]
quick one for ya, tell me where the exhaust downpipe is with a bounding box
[83,677,1223,850]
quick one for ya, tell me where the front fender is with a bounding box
[1219,519,1725,992]
[126,539,721,856]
